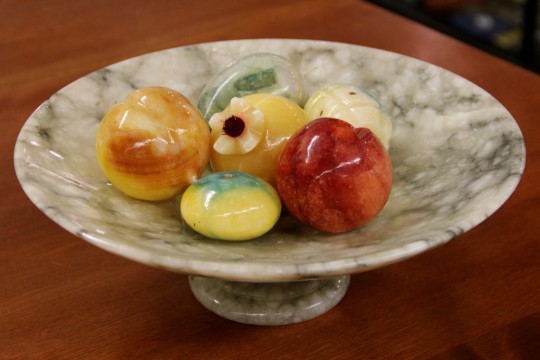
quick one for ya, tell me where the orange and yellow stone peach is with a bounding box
[96,87,210,201]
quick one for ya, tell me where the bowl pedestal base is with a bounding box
[189,275,350,326]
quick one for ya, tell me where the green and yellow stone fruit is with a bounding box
[180,171,281,241]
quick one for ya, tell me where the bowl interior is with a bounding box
[14,39,525,281]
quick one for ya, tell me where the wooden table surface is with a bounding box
[1,0,539,358]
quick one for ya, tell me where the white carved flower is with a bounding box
[209,97,266,155]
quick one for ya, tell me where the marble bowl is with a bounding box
[14,39,525,325]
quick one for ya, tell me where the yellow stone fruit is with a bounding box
[304,83,392,149]
[180,171,281,241]
[96,86,210,201]
[208,94,309,186]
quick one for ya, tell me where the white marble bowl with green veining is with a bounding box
[14,39,525,325]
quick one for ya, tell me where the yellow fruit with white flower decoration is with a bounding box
[180,171,281,241]
[208,94,309,186]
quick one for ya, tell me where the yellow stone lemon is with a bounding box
[180,171,281,241]
[208,94,309,186]
[96,87,210,201]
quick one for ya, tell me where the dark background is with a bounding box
[368,0,539,73]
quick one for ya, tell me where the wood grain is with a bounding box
[1,0,539,358]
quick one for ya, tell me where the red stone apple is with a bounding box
[276,117,392,233]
